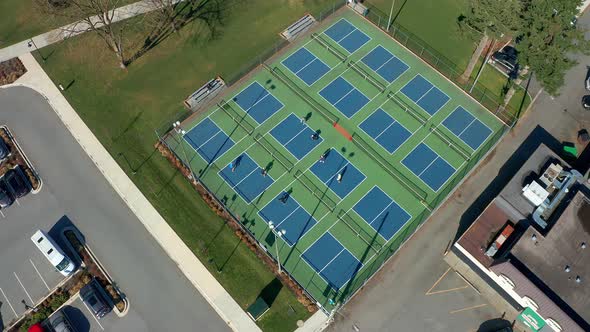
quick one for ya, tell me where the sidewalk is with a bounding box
[9,52,260,332]
[0,0,182,62]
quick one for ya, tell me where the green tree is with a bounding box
[517,0,590,94]
[464,0,590,95]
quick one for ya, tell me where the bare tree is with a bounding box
[36,0,130,69]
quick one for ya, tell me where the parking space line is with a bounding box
[426,285,469,295]
[82,297,105,330]
[0,210,5,218]
[14,272,33,304]
[0,287,18,318]
[425,267,450,295]
[30,259,51,291]
[449,303,487,314]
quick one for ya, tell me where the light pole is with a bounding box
[387,0,396,31]
[268,221,286,274]
[173,121,197,182]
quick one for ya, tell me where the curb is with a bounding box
[0,125,43,194]
[60,227,130,317]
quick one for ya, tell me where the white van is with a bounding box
[31,230,76,277]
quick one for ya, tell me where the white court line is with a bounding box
[415,86,435,104]
[319,248,345,273]
[81,298,105,330]
[418,156,440,177]
[14,272,33,304]
[30,259,50,291]
[458,118,477,137]
[295,57,318,75]
[332,85,356,106]
[192,129,223,152]
[0,287,18,317]
[275,206,301,228]
[283,126,308,147]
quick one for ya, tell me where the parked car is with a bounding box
[5,167,30,198]
[49,309,76,332]
[0,139,10,162]
[585,74,590,91]
[0,180,15,208]
[489,45,519,78]
[80,279,111,319]
[582,95,590,110]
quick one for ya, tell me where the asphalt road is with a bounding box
[329,10,590,332]
[0,86,229,332]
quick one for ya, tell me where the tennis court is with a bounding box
[319,76,370,118]
[233,82,284,124]
[400,75,450,116]
[269,113,323,160]
[164,7,506,312]
[359,108,413,154]
[282,48,331,86]
[361,45,409,83]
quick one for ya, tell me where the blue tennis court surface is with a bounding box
[302,232,362,289]
[282,47,331,86]
[309,148,365,199]
[219,154,274,203]
[353,186,411,240]
[258,193,318,246]
[361,45,409,83]
[402,143,455,192]
[319,77,370,118]
[184,118,235,163]
[443,106,492,150]
[270,113,323,160]
[400,75,450,116]
[359,108,412,154]
[324,18,370,53]
[233,82,284,124]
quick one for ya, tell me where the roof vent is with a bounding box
[565,265,571,273]
[582,242,587,249]
[532,234,537,241]
[576,276,582,283]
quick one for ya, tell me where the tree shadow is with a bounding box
[126,0,229,65]
[477,317,513,332]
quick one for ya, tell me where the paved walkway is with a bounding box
[0,0,182,62]
[10,52,260,332]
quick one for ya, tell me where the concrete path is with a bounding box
[9,52,260,332]
[0,0,182,62]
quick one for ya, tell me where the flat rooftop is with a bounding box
[498,144,568,218]
[457,197,525,267]
[511,189,590,324]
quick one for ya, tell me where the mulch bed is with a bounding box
[0,58,27,86]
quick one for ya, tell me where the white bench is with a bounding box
[347,0,368,16]
[184,77,226,111]
[281,14,316,41]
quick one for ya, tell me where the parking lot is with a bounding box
[0,187,68,326]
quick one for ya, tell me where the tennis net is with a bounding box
[429,124,471,161]
[218,100,256,134]
[254,133,295,172]
[311,32,347,63]
[337,209,384,253]
[386,92,427,125]
[294,169,337,212]
[348,60,386,93]
[264,64,339,124]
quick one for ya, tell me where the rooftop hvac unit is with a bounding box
[522,181,549,206]
[539,163,563,187]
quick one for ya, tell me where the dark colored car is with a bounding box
[489,46,519,78]
[80,279,111,319]
[0,139,10,162]
[582,95,590,110]
[4,167,30,198]
[0,180,15,209]
[49,309,76,332]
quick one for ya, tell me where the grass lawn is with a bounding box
[367,0,478,69]
[0,0,136,47]
[470,58,532,117]
[34,0,351,330]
